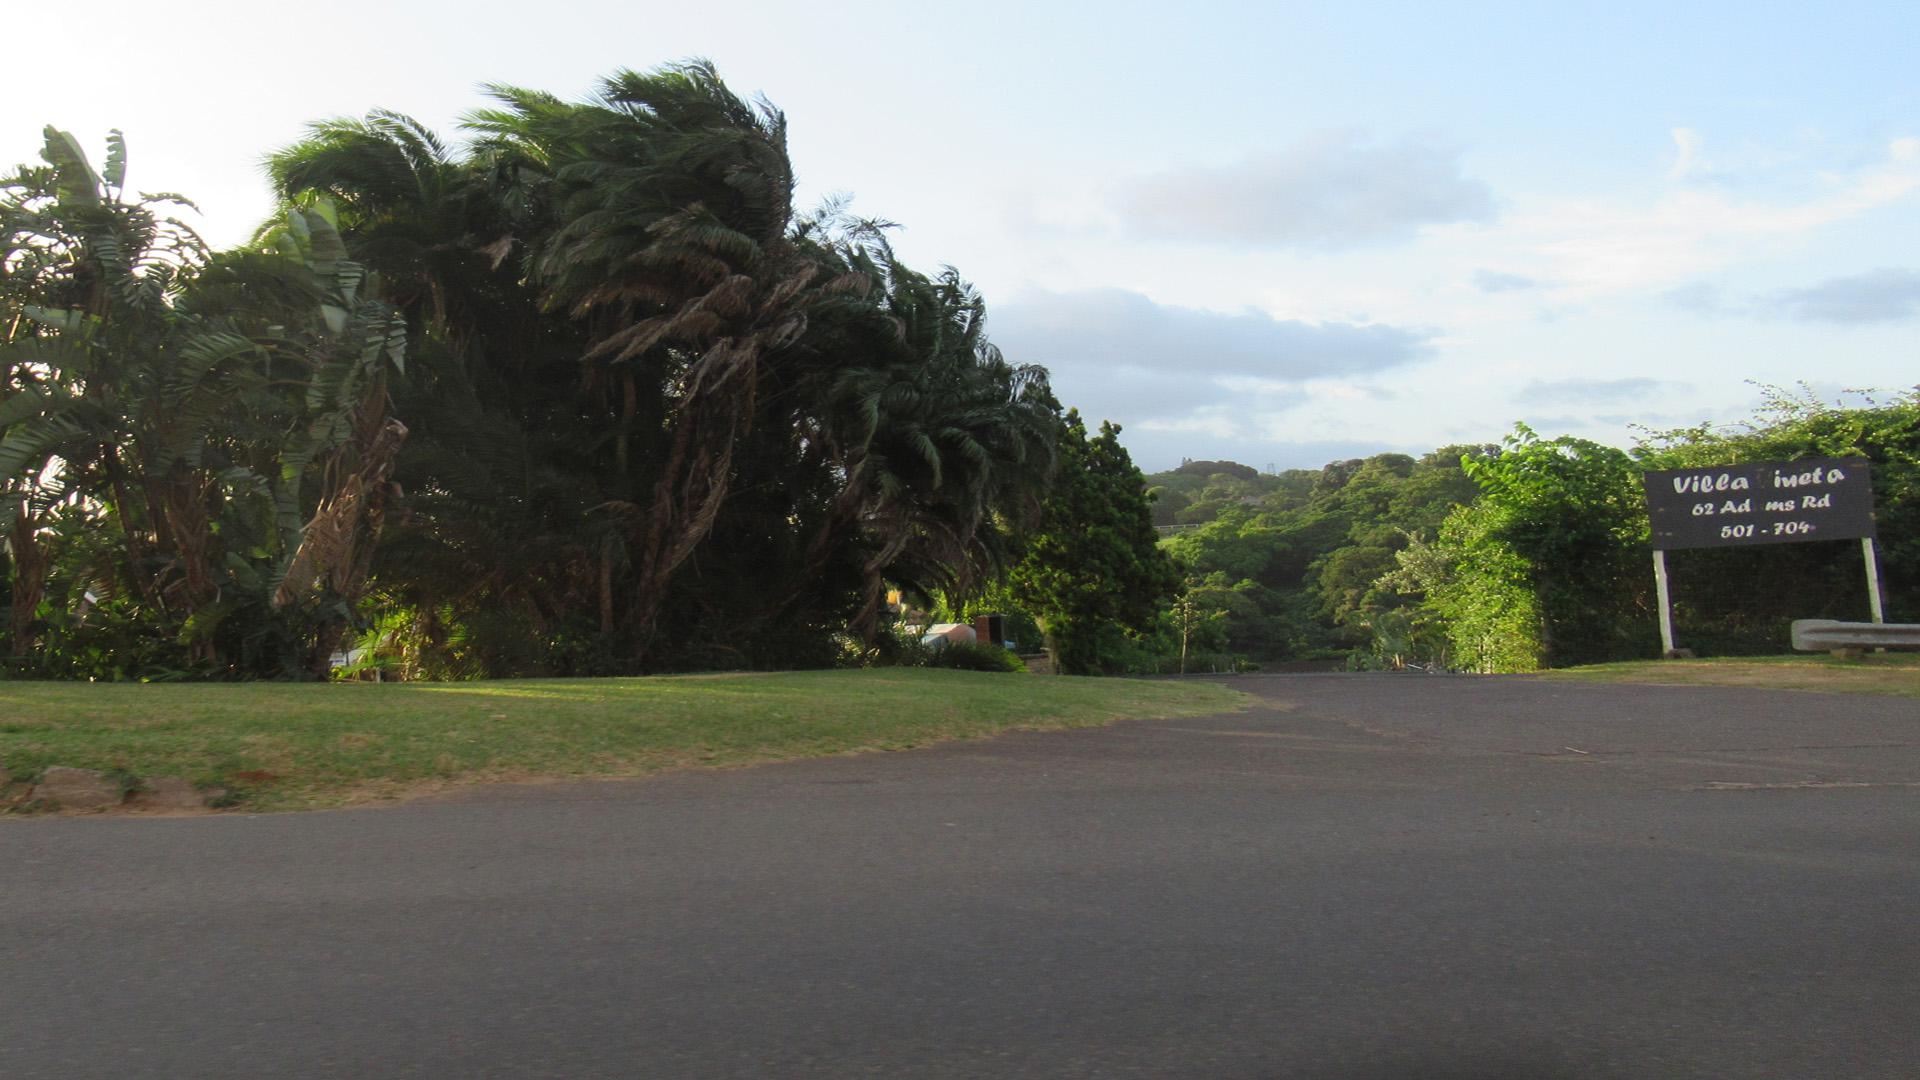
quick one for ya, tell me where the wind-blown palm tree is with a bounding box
[468,60,873,655]
[809,255,1057,638]
[263,60,1062,671]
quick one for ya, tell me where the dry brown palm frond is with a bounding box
[274,417,408,608]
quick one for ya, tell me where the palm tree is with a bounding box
[469,61,868,658]
[828,261,1057,638]
[262,61,1063,671]
[268,107,621,667]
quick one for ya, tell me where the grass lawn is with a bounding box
[1548,652,1920,699]
[0,670,1248,812]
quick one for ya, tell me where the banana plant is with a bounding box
[0,127,203,655]
[1,130,405,673]
[172,201,410,672]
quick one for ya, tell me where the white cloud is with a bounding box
[1767,267,1920,323]
[1663,281,1726,313]
[1471,269,1539,293]
[1135,409,1250,440]
[991,287,1432,431]
[1668,127,1703,180]
[1488,135,1920,296]
[994,287,1432,380]
[1116,131,1494,250]
[1514,377,1679,405]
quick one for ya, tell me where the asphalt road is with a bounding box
[4,674,1917,1079]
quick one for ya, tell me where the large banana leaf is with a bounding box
[38,127,103,207]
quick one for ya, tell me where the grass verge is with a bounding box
[0,670,1248,813]
[1548,652,1920,699]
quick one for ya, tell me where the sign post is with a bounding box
[1641,457,1879,656]
[1862,538,1886,624]
[1652,549,1676,655]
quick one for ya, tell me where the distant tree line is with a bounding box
[1135,388,1918,672]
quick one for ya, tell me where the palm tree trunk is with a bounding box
[6,505,46,657]
[627,399,742,659]
[598,535,616,638]
[101,448,167,612]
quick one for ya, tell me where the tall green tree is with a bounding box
[1011,413,1178,674]
[1,131,407,675]
[263,60,1061,672]
[804,254,1056,640]
[3,61,1076,679]
[1400,425,1649,671]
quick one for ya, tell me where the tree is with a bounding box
[1393,505,1544,672]
[1143,450,1479,663]
[1,128,202,658]
[1011,413,1178,674]
[1405,425,1649,671]
[1,131,406,675]
[1169,577,1232,673]
[5,62,1080,679]
[804,254,1056,641]
[264,61,1063,673]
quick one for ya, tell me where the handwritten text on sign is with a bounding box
[1642,458,1876,550]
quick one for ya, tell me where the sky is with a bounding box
[8,0,1918,472]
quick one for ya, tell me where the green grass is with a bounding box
[1548,652,1920,698]
[0,670,1248,812]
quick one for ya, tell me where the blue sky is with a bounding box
[9,0,1918,471]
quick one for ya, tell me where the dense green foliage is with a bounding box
[1405,394,1918,670]
[926,641,1029,673]
[1139,390,1918,672]
[1,132,408,678]
[1397,428,1650,671]
[4,68,1911,681]
[1148,449,1482,665]
[1,65,1093,679]
[1633,389,1919,654]
[1008,413,1180,674]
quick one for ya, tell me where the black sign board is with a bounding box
[1642,458,1876,550]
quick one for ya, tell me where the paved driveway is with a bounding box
[4,675,1916,1078]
